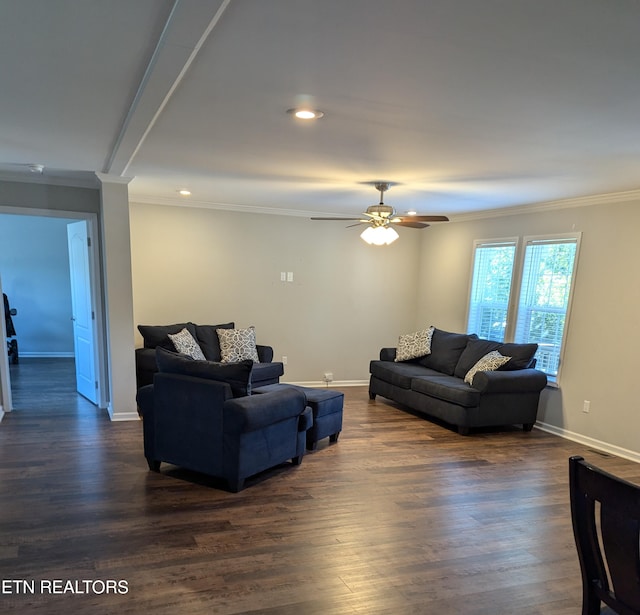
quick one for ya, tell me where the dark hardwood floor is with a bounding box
[1,358,638,614]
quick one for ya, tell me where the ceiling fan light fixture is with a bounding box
[360,225,399,246]
[286,108,324,120]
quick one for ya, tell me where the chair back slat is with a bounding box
[569,456,640,615]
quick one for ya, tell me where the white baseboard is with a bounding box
[107,403,140,422]
[536,421,640,464]
[109,412,141,422]
[283,379,368,389]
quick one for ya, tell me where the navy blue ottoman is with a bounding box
[254,384,344,450]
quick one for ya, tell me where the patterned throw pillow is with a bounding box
[217,327,260,363]
[168,327,206,360]
[464,350,511,385]
[395,326,435,362]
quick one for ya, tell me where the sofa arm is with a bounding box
[472,368,548,394]
[135,347,157,388]
[257,345,274,363]
[223,388,307,434]
[380,347,397,361]
[298,406,313,432]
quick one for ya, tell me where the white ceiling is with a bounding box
[2,0,640,219]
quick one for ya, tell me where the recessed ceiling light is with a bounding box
[286,108,324,120]
[178,189,191,196]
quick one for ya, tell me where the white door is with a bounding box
[67,221,98,404]
[0,275,12,415]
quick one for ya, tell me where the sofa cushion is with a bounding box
[497,343,538,370]
[138,322,197,350]
[251,361,284,384]
[454,338,502,378]
[370,360,442,389]
[168,327,206,360]
[217,327,260,363]
[155,347,253,397]
[411,375,481,408]
[464,350,511,385]
[395,326,435,362]
[194,322,235,361]
[417,329,473,375]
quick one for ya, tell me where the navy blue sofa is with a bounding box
[369,328,548,435]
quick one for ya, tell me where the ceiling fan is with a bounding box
[311,182,449,245]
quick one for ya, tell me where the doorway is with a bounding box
[0,210,105,413]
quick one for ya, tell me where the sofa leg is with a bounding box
[369,391,376,400]
[292,455,303,465]
[523,423,534,432]
[227,478,244,493]
[306,439,318,451]
[147,458,161,472]
[329,431,340,443]
[458,426,470,436]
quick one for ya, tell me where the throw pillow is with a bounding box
[137,322,197,350]
[464,351,512,385]
[194,322,235,361]
[418,329,474,375]
[155,347,253,397]
[168,327,206,360]
[394,326,435,362]
[217,327,260,363]
[497,343,538,370]
[454,338,502,379]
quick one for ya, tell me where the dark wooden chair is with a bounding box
[569,456,640,615]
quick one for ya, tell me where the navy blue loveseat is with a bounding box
[135,322,283,389]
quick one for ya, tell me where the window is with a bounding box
[466,233,581,381]
[467,240,517,341]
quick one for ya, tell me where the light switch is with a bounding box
[280,272,286,282]
[287,272,294,282]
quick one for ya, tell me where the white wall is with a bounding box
[129,202,423,383]
[417,197,640,458]
[0,214,75,356]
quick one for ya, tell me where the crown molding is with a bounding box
[452,189,640,222]
[128,194,339,219]
[95,172,133,186]
[129,187,640,222]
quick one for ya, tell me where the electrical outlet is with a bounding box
[323,372,333,382]
[583,400,591,413]
[282,356,287,365]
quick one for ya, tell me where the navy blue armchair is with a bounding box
[137,373,311,492]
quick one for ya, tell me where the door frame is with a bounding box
[0,206,107,410]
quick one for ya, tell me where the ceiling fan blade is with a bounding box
[310,217,364,221]
[395,220,430,229]
[345,222,367,228]
[400,215,449,222]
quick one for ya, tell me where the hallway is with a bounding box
[8,357,98,415]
